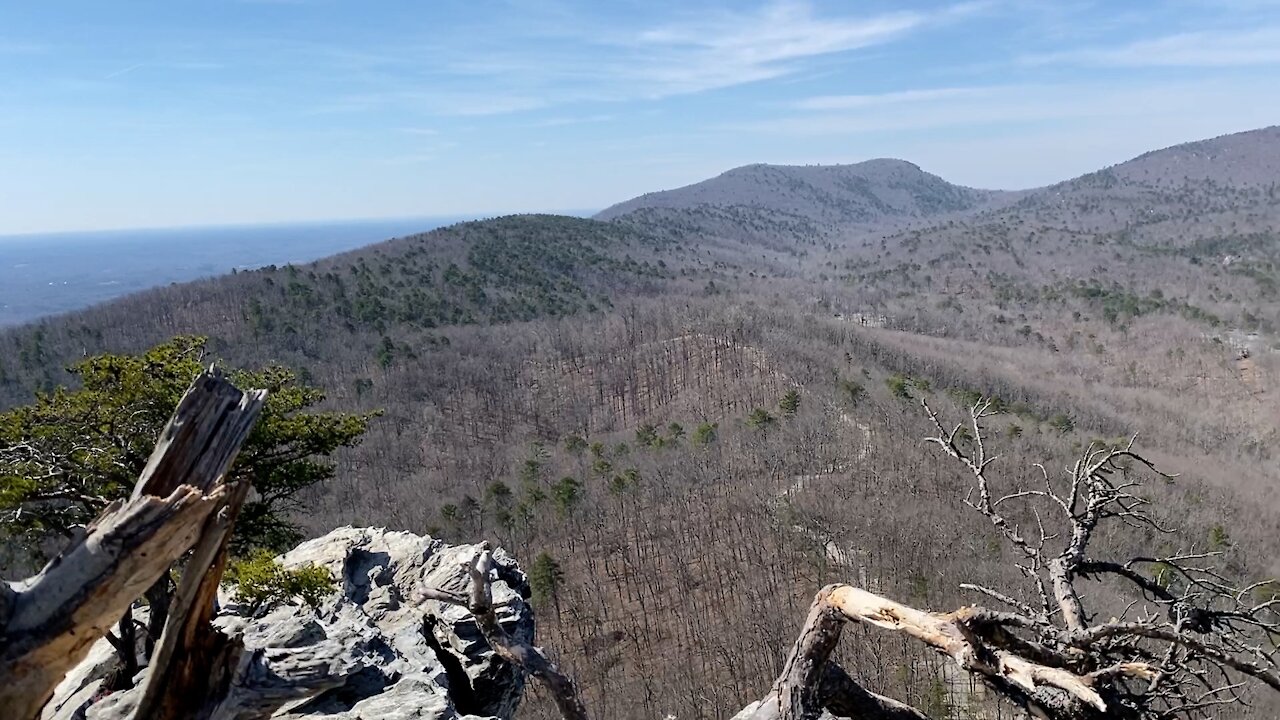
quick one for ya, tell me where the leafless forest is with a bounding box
[2,127,1279,718]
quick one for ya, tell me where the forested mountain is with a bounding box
[596,159,1014,251]
[1113,125,1280,187]
[597,158,1004,224]
[0,214,681,400]
[3,127,1280,719]
[832,127,1280,346]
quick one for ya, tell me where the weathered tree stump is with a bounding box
[0,372,265,720]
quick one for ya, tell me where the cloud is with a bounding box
[378,153,439,166]
[311,91,545,117]
[0,41,49,55]
[1026,26,1280,67]
[356,0,981,116]
[104,63,146,79]
[724,76,1280,144]
[793,87,989,111]
[626,2,926,95]
[530,114,616,127]
[435,95,547,117]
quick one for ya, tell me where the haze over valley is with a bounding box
[0,216,485,326]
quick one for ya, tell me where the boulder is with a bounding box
[42,527,535,720]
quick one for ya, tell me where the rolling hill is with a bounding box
[836,126,1280,337]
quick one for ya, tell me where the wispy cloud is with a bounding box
[1026,26,1280,67]
[793,87,988,111]
[627,2,927,95]
[726,76,1280,140]
[378,153,440,166]
[311,91,546,117]
[0,41,49,55]
[531,114,616,127]
[104,63,146,79]
[338,0,985,116]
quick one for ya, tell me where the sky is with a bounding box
[1,0,1279,235]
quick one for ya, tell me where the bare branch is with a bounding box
[917,395,1280,719]
[0,372,266,720]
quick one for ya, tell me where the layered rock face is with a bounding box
[42,527,535,720]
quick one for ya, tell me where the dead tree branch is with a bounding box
[131,478,253,720]
[0,372,266,720]
[750,397,1278,720]
[422,543,591,720]
[914,396,1280,718]
[738,584,932,720]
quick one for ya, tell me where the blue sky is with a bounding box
[2,0,1278,234]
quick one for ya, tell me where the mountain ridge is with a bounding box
[597,126,1280,231]
[595,157,1006,228]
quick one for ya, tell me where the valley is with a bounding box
[2,126,1279,719]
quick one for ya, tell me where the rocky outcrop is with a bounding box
[41,527,535,720]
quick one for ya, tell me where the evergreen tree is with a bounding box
[0,335,377,564]
[746,408,775,430]
[779,389,801,417]
[528,551,564,611]
[692,422,718,446]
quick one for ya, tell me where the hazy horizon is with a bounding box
[0,215,486,325]
[0,209,600,241]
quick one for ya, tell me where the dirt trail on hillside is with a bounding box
[772,408,872,568]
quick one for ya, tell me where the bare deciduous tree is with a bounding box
[748,397,1280,720]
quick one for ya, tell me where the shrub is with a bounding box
[225,549,336,612]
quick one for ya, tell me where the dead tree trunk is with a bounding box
[131,478,252,720]
[753,585,931,720]
[0,372,266,720]
[422,544,592,720]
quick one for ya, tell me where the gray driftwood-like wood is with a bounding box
[422,544,592,720]
[745,396,1280,720]
[0,372,266,720]
[130,478,252,720]
[747,583,1132,720]
[748,585,930,720]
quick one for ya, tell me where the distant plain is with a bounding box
[0,216,480,326]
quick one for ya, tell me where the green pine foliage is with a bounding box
[225,549,336,612]
[746,407,775,430]
[692,422,718,446]
[0,335,377,564]
[779,389,801,417]
[241,215,673,338]
[528,551,564,609]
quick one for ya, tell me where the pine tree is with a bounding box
[779,389,801,417]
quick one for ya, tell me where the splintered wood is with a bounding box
[0,372,265,720]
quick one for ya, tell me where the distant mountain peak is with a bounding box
[595,158,999,229]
